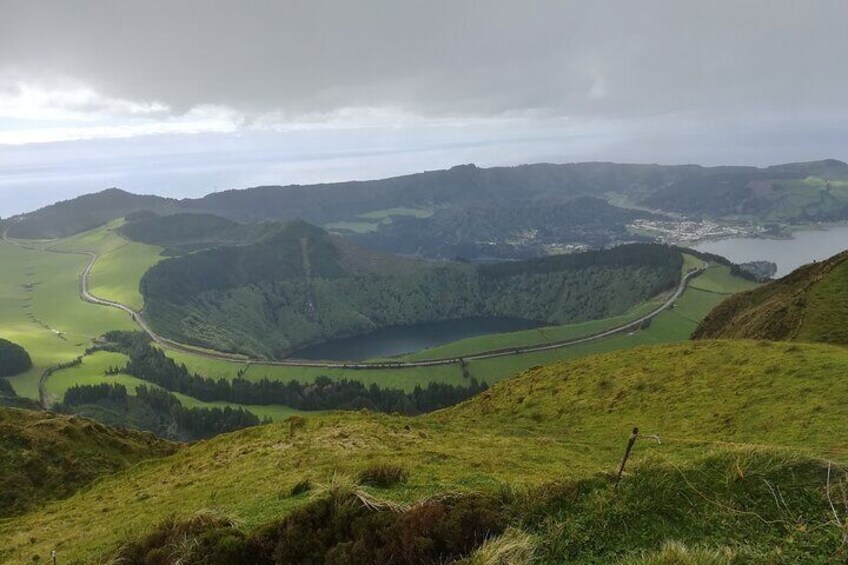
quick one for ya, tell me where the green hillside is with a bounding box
[3,340,848,563]
[120,212,282,255]
[0,407,177,518]
[6,188,179,239]
[141,223,682,358]
[694,250,848,344]
[10,160,848,260]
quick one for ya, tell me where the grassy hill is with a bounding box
[3,339,848,563]
[693,250,848,344]
[141,223,682,358]
[0,407,177,518]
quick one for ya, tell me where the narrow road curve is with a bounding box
[3,226,704,370]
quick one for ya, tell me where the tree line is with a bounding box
[99,331,488,415]
[57,382,262,441]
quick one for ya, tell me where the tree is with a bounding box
[0,338,32,377]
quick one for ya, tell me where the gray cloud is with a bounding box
[2,0,847,120]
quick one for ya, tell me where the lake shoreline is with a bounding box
[692,224,848,277]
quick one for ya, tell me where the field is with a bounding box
[4,339,848,563]
[324,206,436,233]
[357,206,435,219]
[0,241,137,398]
[48,220,164,310]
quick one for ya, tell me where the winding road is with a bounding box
[3,226,704,370]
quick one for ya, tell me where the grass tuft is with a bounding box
[461,527,538,565]
[615,540,739,564]
[358,462,409,488]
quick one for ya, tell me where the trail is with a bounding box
[2,226,705,371]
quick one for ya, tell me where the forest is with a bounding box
[0,338,32,377]
[55,382,262,441]
[139,224,683,358]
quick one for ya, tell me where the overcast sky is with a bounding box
[1,0,847,216]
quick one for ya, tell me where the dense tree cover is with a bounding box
[120,213,281,256]
[14,160,848,244]
[736,261,778,282]
[641,159,848,219]
[56,382,262,441]
[0,338,32,377]
[0,378,13,396]
[141,227,683,358]
[101,331,488,414]
[351,196,657,259]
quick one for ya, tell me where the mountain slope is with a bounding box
[3,339,848,562]
[693,249,848,343]
[0,407,177,518]
[139,224,683,358]
[119,212,282,255]
[10,161,848,249]
[6,188,178,239]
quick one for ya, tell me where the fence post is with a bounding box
[51,550,56,565]
[615,427,639,489]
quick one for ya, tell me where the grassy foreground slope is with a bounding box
[694,250,848,344]
[0,407,177,518]
[4,339,848,563]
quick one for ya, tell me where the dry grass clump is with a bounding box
[615,540,739,565]
[461,527,538,565]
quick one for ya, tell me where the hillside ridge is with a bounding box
[0,407,177,518]
[9,159,848,245]
[693,249,848,343]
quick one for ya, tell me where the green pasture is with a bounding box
[50,221,164,310]
[0,241,137,398]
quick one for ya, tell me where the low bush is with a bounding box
[111,492,506,565]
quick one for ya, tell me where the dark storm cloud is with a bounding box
[1,0,846,120]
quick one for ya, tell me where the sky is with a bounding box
[1,0,847,217]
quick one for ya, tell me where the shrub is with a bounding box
[255,491,506,565]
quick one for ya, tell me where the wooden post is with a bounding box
[615,427,639,489]
[51,550,56,565]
